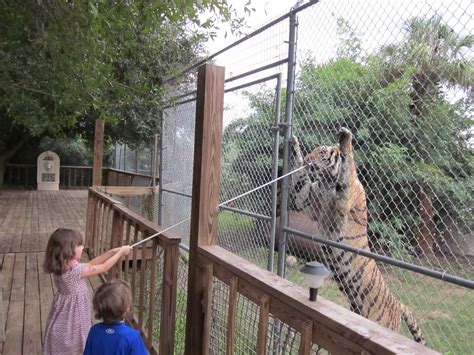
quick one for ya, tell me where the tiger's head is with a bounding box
[305,145,342,184]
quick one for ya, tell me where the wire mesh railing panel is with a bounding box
[209,278,230,353]
[232,293,261,354]
[266,317,304,355]
[174,251,190,355]
[151,245,164,343]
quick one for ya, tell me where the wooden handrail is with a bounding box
[106,168,157,180]
[85,187,180,354]
[198,245,439,354]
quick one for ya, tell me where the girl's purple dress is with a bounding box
[43,261,91,354]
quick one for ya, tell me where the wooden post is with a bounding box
[85,190,97,254]
[184,64,225,354]
[107,209,123,281]
[92,118,104,186]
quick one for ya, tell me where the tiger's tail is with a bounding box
[400,303,425,344]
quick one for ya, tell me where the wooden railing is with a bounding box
[85,187,180,355]
[4,165,158,189]
[197,245,438,354]
[105,168,158,187]
[60,166,93,188]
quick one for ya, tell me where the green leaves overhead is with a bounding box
[0,0,248,147]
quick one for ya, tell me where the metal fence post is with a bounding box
[277,7,298,279]
[268,74,283,272]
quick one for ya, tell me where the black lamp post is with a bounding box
[300,261,331,301]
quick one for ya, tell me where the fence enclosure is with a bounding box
[152,1,473,353]
[86,63,437,354]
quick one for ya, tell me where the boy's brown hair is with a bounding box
[43,228,83,275]
[93,280,133,323]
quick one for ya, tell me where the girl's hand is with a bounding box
[120,245,133,256]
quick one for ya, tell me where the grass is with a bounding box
[246,248,473,354]
[218,210,254,230]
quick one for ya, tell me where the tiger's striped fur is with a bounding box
[290,128,424,343]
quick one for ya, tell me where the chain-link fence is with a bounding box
[112,143,154,176]
[118,0,473,353]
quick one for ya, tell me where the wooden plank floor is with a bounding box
[0,190,87,253]
[0,190,102,354]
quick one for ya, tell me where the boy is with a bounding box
[84,280,148,355]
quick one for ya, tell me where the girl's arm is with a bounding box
[81,246,132,278]
[88,247,120,266]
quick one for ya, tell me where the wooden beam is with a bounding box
[159,241,179,354]
[102,186,153,196]
[92,118,104,186]
[184,63,225,354]
[107,210,123,281]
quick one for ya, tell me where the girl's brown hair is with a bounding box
[93,280,133,323]
[43,228,83,275]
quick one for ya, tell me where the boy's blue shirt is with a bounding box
[84,322,148,355]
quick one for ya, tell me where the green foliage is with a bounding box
[0,0,249,181]
[39,136,113,166]
[221,88,279,215]
[222,16,473,258]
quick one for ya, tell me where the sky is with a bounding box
[205,0,473,57]
[199,0,473,127]
[205,0,297,54]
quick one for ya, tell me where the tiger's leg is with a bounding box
[290,136,314,211]
[335,127,355,217]
[401,304,425,343]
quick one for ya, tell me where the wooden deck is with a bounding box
[0,190,102,355]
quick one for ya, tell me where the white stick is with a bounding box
[130,218,190,248]
[130,163,311,248]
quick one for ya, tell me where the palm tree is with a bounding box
[374,16,473,254]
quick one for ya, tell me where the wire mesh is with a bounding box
[113,143,154,176]
[174,251,190,355]
[219,78,282,269]
[291,1,473,352]
[160,102,196,244]
[125,0,472,353]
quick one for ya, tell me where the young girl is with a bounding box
[42,228,132,355]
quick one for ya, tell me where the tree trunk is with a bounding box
[0,157,7,187]
[416,188,435,255]
[0,137,28,188]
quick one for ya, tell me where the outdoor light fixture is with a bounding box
[300,261,331,301]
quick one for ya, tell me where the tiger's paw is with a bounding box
[339,127,351,139]
[290,135,300,146]
[338,127,352,145]
[291,135,304,163]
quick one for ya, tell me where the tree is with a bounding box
[0,0,250,186]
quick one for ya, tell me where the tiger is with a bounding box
[287,127,424,343]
